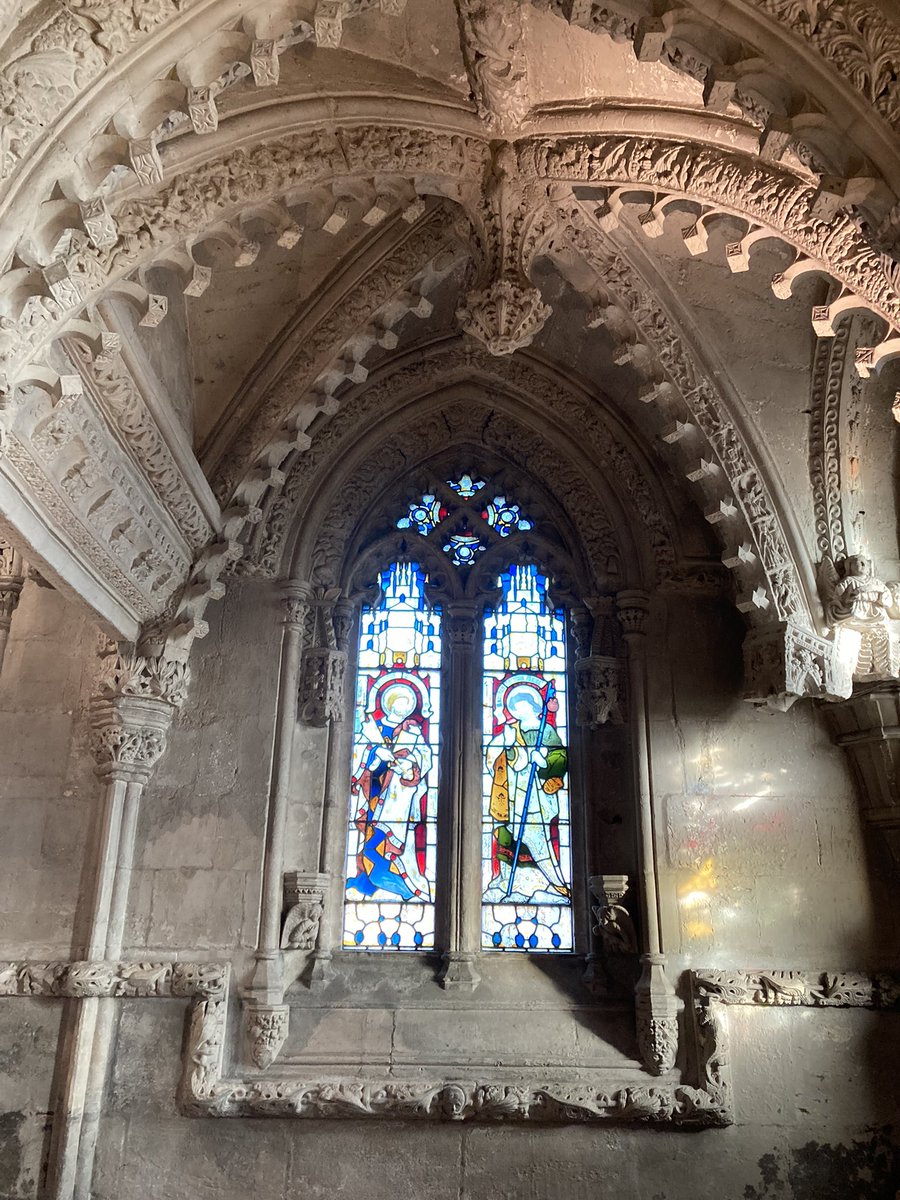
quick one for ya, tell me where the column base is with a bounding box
[438,951,481,992]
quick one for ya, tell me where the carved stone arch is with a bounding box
[249,345,690,592]
[286,393,635,596]
[334,443,600,605]
[7,113,900,410]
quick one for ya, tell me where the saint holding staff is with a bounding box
[484,674,570,903]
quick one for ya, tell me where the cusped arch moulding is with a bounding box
[5,121,900,435]
[542,0,900,245]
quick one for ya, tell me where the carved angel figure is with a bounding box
[819,554,900,679]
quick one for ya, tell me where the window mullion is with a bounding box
[437,602,483,991]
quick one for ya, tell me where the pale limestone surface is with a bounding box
[1,0,900,1196]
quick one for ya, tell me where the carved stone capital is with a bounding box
[823,682,900,863]
[244,1003,289,1070]
[281,871,328,951]
[298,647,347,725]
[0,577,23,630]
[575,655,624,727]
[88,694,174,782]
[743,621,844,711]
[616,590,650,640]
[446,604,480,648]
[635,953,680,1076]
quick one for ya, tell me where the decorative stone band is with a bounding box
[0,960,227,999]
[3,961,894,1123]
[693,969,900,1009]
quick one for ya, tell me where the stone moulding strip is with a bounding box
[2,962,896,1123]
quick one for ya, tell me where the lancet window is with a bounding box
[342,472,578,957]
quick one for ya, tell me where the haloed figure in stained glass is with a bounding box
[485,675,570,902]
[347,673,433,903]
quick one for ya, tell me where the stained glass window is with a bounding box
[397,495,446,536]
[343,562,441,950]
[443,529,486,567]
[481,564,573,951]
[448,473,486,498]
[483,496,533,538]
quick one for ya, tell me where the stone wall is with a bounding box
[1,581,898,1199]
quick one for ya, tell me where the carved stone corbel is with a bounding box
[281,871,328,950]
[743,620,845,711]
[457,144,553,355]
[589,874,637,955]
[819,555,900,683]
[635,953,681,1076]
[455,0,529,135]
[575,656,624,727]
[244,1003,289,1070]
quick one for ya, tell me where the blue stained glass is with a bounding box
[483,496,534,538]
[397,494,447,536]
[443,531,486,567]
[447,473,486,498]
[481,564,573,952]
[343,563,441,951]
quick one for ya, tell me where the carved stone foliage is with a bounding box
[95,640,190,708]
[6,958,896,1124]
[298,648,347,726]
[693,968,900,1009]
[752,0,900,130]
[292,585,352,725]
[521,135,900,334]
[455,0,529,135]
[89,694,174,780]
[249,347,673,589]
[0,959,226,998]
[458,144,555,356]
[635,954,680,1076]
[281,872,328,951]
[88,639,189,778]
[819,554,900,681]
[244,1003,289,1070]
